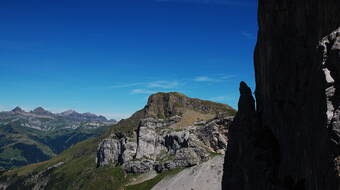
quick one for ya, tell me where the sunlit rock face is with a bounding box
[222,0,340,190]
[97,116,232,174]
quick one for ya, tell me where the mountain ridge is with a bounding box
[2,107,113,123]
[0,107,117,169]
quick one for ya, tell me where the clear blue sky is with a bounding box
[0,0,257,120]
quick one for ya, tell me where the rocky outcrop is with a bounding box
[97,115,232,174]
[96,92,234,174]
[223,1,340,190]
[144,92,236,118]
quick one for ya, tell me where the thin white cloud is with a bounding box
[209,96,231,102]
[110,75,235,96]
[131,89,156,95]
[241,31,256,40]
[108,80,181,93]
[220,74,236,80]
[194,76,220,82]
[208,95,237,103]
[194,74,236,82]
[147,81,180,89]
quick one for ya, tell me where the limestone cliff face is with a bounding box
[222,0,340,190]
[97,116,233,174]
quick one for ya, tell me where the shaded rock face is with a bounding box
[97,116,232,174]
[222,1,340,190]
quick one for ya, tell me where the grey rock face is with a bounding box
[196,117,231,153]
[223,1,340,190]
[123,160,154,173]
[121,139,138,163]
[97,116,231,174]
[135,118,165,160]
[155,147,209,172]
[96,139,123,166]
[163,131,190,152]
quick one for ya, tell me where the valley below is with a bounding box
[0,107,116,169]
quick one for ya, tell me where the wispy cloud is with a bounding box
[108,80,180,90]
[130,89,157,94]
[108,75,235,96]
[219,74,236,80]
[193,74,236,82]
[155,0,254,6]
[147,81,180,89]
[241,31,256,40]
[194,76,219,82]
[209,96,231,102]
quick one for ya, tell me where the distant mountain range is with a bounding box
[0,107,116,131]
[0,107,116,169]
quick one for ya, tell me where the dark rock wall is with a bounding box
[223,0,340,190]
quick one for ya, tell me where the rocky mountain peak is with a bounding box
[11,106,25,113]
[58,109,108,122]
[144,92,235,119]
[31,107,51,115]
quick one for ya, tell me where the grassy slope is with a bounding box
[0,121,109,169]
[0,113,139,190]
[3,136,125,190]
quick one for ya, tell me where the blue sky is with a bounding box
[0,0,257,120]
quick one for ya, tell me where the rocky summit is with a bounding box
[222,0,340,190]
[97,92,234,174]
